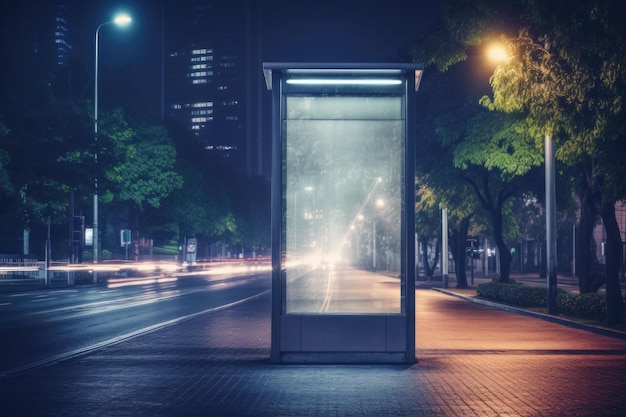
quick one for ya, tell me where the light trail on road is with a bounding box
[0,289,270,379]
[0,270,271,379]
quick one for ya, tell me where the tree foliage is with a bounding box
[413,0,625,323]
[415,67,487,287]
[414,181,441,280]
[415,59,544,283]
[101,114,182,211]
[0,3,270,261]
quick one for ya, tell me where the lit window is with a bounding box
[191,56,213,62]
[191,109,213,116]
[191,102,213,108]
[187,71,213,78]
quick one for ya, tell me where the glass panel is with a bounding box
[284,95,404,314]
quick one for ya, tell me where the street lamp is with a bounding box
[487,43,511,63]
[488,40,558,314]
[93,13,132,266]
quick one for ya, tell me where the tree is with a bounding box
[415,59,543,283]
[414,181,441,280]
[455,110,544,282]
[228,175,270,256]
[415,0,626,323]
[105,117,182,210]
[68,108,182,255]
[415,66,485,287]
[0,93,93,257]
[146,164,234,247]
[483,8,625,323]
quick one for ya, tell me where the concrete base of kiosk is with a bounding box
[279,315,408,363]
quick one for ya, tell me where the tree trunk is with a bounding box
[492,208,512,283]
[577,185,605,294]
[429,239,441,279]
[419,235,431,279]
[450,215,471,288]
[419,235,441,279]
[600,201,624,325]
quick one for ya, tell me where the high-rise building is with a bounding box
[162,0,264,177]
[2,1,73,71]
[53,3,72,68]
[0,1,74,101]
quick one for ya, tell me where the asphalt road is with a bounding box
[0,268,271,377]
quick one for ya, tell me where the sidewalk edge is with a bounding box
[432,287,626,341]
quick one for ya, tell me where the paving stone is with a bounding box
[1,289,625,416]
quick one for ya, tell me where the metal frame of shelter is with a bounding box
[264,62,423,363]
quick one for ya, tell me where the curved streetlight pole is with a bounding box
[93,14,132,270]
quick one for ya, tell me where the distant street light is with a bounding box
[488,39,558,314]
[93,13,132,267]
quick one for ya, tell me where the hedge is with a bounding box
[556,291,605,321]
[476,279,608,321]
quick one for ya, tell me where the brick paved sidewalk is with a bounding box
[1,290,625,416]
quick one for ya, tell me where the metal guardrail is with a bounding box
[0,260,76,289]
[0,258,272,292]
[0,261,42,279]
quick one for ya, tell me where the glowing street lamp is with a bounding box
[487,43,512,63]
[488,40,558,314]
[93,13,132,267]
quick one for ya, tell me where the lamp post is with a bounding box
[545,131,558,314]
[441,207,448,288]
[488,41,558,314]
[93,13,132,267]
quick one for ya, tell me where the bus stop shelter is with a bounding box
[264,62,423,363]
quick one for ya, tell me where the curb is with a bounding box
[433,287,626,341]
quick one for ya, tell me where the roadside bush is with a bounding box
[477,279,547,307]
[477,279,613,321]
[557,292,605,321]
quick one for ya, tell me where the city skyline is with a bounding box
[0,0,437,177]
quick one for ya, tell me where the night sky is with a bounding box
[260,0,438,62]
[32,0,439,69]
[1,0,439,126]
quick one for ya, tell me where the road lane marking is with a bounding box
[32,297,58,302]
[319,268,334,313]
[0,289,270,379]
[42,291,184,321]
[22,273,268,319]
